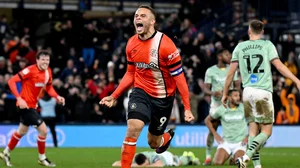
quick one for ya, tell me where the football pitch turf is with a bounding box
[1,148,299,168]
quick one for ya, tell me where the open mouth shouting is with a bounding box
[135,23,144,33]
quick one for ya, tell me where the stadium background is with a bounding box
[0,0,299,167]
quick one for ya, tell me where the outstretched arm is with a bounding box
[173,73,190,111]
[272,59,300,85]
[111,63,135,99]
[45,84,58,98]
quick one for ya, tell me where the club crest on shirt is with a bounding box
[150,49,158,58]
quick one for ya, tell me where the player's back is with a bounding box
[232,39,278,92]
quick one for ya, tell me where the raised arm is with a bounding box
[272,59,300,86]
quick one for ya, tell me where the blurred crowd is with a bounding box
[0,0,299,125]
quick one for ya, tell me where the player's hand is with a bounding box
[221,95,228,108]
[99,96,116,108]
[17,97,28,109]
[242,136,248,146]
[184,110,194,122]
[57,96,65,106]
[213,91,222,98]
[214,134,224,144]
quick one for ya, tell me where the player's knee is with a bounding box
[213,159,224,165]
[260,124,272,137]
[126,124,143,138]
[39,129,47,137]
[17,129,27,136]
[17,125,28,136]
[264,130,272,137]
[37,123,48,137]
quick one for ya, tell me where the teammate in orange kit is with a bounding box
[100,5,194,168]
[0,51,65,167]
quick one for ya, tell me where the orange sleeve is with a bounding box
[8,74,22,98]
[161,35,190,110]
[18,66,32,80]
[8,66,33,98]
[173,74,190,110]
[45,85,58,98]
[111,41,135,99]
[45,68,58,98]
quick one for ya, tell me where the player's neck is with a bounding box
[139,28,156,40]
[36,64,45,71]
[217,62,226,68]
[229,103,237,109]
[249,35,261,41]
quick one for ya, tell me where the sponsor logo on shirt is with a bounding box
[167,49,180,60]
[216,77,226,83]
[250,74,259,83]
[136,62,159,69]
[35,82,45,87]
[224,115,243,122]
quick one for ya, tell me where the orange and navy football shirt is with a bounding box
[8,65,58,108]
[125,31,184,98]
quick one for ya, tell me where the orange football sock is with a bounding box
[121,137,137,168]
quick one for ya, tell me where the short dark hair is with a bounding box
[216,48,228,57]
[134,153,147,165]
[138,5,156,20]
[249,20,264,34]
[36,50,51,59]
[228,89,239,96]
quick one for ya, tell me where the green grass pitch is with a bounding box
[1,147,299,168]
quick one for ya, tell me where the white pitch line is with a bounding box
[261,152,299,156]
